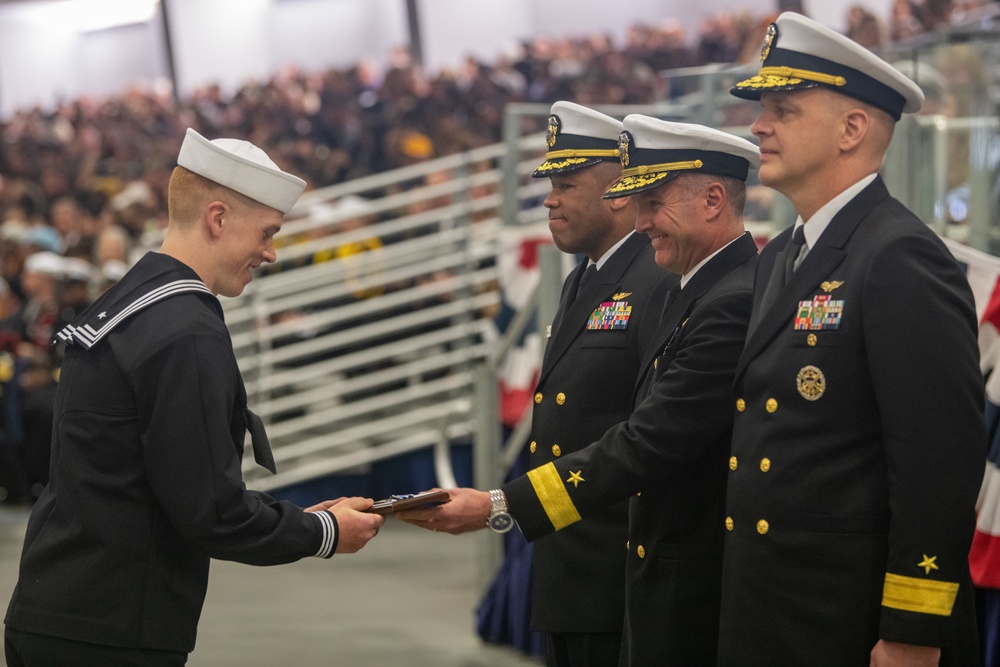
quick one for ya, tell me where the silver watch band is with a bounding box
[489,488,507,516]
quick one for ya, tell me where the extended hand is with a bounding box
[870,639,940,666]
[307,497,384,553]
[396,487,492,534]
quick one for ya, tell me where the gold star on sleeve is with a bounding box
[566,470,585,488]
[917,554,939,575]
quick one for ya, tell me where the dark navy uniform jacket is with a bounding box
[5,252,333,653]
[506,232,758,666]
[719,177,984,666]
[528,232,672,635]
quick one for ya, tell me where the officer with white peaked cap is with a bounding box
[507,100,674,667]
[720,12,983,667]
[4,130,385,666]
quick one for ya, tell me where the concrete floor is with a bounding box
[0,505,543,667]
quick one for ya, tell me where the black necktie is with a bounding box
[658,282,682,328]
[783,225,806,284]
[663,282,681,311]
[756,225,806,323]
[574,263,597,303]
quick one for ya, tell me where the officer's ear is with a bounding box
[607,194,631,211]
[703,182,726,220]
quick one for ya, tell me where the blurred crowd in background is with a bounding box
[0,0,995,504]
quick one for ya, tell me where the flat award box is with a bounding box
[365,491,450,515]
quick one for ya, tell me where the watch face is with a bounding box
[489,512,514,533]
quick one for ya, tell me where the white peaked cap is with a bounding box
[605,115,760,198]
[731,12,924,119]
[533,101,623,176]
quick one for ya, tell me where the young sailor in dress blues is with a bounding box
[5,128,384,666]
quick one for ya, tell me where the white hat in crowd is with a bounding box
[22,251,65,278]
[101,259,129,284]
[176,128,307,214]
[730,12,924,120]
[532,101,623,177]
[604,115,760,198]
[61,257,96,283]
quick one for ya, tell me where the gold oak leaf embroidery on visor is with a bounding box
[535,157,592,173]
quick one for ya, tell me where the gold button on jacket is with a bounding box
[757,519,769,535]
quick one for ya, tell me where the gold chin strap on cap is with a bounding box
[621,160,703,177]
[757,66,847,87]
[544,148,620,160]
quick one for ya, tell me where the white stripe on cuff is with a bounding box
[312,510,337,558]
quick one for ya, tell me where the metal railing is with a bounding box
[229,137,554,492]
[228,22,1000,521]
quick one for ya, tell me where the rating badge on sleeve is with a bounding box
[587,301,632,330]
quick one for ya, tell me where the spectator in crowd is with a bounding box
[12,251,61,351]
[847,4,886,49]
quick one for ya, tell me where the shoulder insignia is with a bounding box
[612,292,632,301]
[820,280,844,293]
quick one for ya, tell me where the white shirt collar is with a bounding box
[590,231,635,271]
[680,233,744,288]
[795,173,878,248]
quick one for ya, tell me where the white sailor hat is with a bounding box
[604,116,760,198]
[532,101,623,177]
[101,259,129,284]
[23,251,65,278]
[731,12,923,120]
[61,257,96,283]
[176,128,307,214]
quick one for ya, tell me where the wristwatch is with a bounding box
[487,489,514,533]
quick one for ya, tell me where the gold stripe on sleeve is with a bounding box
[526,463,582,531]
[881,573,960,616]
